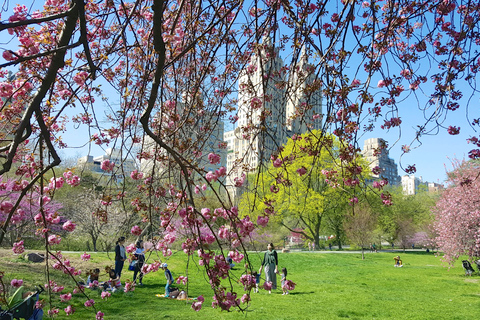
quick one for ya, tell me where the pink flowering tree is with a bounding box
[433,160,480,264]
[0,0,479,316]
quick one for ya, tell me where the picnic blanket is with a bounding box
[155,294,195,301]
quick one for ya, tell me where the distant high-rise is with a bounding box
[225,39,322,198]
[362,138,399,185]
[401,175,427,195]
[140,95,226,178]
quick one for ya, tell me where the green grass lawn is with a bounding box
[2,250,480,319]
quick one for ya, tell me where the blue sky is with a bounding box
[3,1,478,184]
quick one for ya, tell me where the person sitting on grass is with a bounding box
[103,269,122,292]
[394,256,403,267]
[162,263,174,297]
[86,268,100,289]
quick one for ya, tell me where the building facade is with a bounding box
[361,138,399,185]
[77,148,137,175]
[225,40,322,199]
[401,175,427,195]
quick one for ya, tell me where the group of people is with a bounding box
[83,237,174,297]
[258,243,290,295]
[307,242,316,251]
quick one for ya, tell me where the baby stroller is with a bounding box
[0,286,44,320]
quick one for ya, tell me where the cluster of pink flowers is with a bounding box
[47,234,62,245]
[257,215,269,227]
[64,305,74,316]
[239,274,256,291]
[381,192,393,206]
[228,250,244,263]
[205,166,227,182]
[124,280,135,293]
[10,279,23,288]
[263,281,273,290]
[234,173,246,187]
[212,290,239,311]
[272,158,283,168]
[47,309,59,316]
[198,249,214,266]
[240,293,251,304]
[372,179,388,190]
[207,153,221,165]
[130,170,144,180]
[12,240,25,254]
[282,280,296,291]
[142,261,162,275]
[194,183,207,194]
[96,311,104,320]
[81,252,91,261]
[191,295,204,311]
[100,160,115,172]
[296,167,307,176]
[45,280,64,293]
[381,117,402,130]
[101,291,111,300]
[60,293,72,302]
[62,220,76,232]
[62,171,80,187]
[84,299,95,307]
[447,126,460,135]
[176,276,188,285]
[405,165,417,174]
[126,243,136,253]
[131,225,142,236]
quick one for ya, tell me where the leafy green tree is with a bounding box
[240,131,367,249]
[344,205,377,260]
[374,186,436,248]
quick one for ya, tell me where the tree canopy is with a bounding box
[433,160,480,264]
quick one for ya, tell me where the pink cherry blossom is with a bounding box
[131,225,142,235]
[240,293,250,304]
[84,299,95,307]
[208,153,221,165]
[81,252,91,261]
[100,160,115,172]
[62,220,76,232]
[10,279,23,288]
[296,167,307,176]
[257,215,269,227]
[12,240,24,254]
[60,293,72,302]
[263,281,272,290]
[64,305,74,316]
[130,170,144,180]
[96,311,104,320]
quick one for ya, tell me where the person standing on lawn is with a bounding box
[162,263,174,297]
[259,243,278,293]
[114,236,127,278]
[133,240,146,285]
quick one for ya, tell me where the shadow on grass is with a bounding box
[287,291,315,295]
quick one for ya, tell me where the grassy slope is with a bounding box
[1,250,479,319]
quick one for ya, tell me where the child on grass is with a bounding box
[162,263,174,297]
[86,268,100,289]
[105,269,122,292]
[252,271,260,293]
[281,267,288,295]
